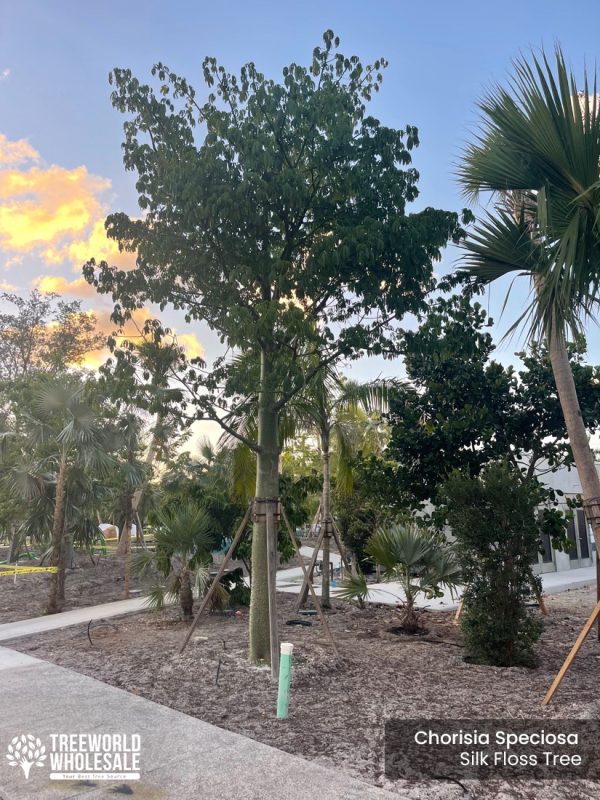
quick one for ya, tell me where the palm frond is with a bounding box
[337,571,369,603]
[458,46,600,339]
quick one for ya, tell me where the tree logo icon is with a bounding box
[6,734,47,779]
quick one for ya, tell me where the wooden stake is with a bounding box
[280,506,339,657]
[330,520,352,574]
[266,499,280,679]
[296,513,351,608]
[296,521,326,610]
[179,503,252,655]
[536,588,548,616]
[542,599,600,706]
[453,596,465,626]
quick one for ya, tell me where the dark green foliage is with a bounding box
[367,293,600,533]
[83,30,470,450]
[334,477,385,572]
[220,567,251,607]
[442,462,544,667]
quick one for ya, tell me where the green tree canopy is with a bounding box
[367,293,600,511]
[83,30,469,663]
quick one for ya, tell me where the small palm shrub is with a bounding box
[339,522,461,632]
[133,502,220,618]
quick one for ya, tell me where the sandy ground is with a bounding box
[6,585,600,799]
[0,549,156,622]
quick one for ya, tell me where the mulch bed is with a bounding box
[7,585,600,798]
[0,550,156,623]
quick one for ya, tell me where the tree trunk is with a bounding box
[119,494,134,598]
[47,452,68,614]
[180,568,193,619]
[8,525,21,563]
[320,428,332,609]
[248,349,280,664]
[117,412,164,557]
[547,329,600,555]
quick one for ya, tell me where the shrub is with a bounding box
[441,461,543,667]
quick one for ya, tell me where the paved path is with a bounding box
[0,597,148,642]
[0,560,595,645]
[277,551,598,610]
[0,647,401,800]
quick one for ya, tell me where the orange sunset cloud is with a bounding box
[0,133,136,276]
[33,275,98,297]
[81,307,205,370]
[0,134,39,166]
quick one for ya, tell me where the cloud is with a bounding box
[0,134,39,166]
[0,280,15,291]
[0,69,11,82]
[176,333,205,361]
[0,133,136,273]
[81,307,205,369]
[0,164,109,251]
[44,218,136,271]
[33,274,97,298]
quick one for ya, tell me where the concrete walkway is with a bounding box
[0,560,595,645]
[277,551,598,610]
[0,647,401,800]
[0,597,148,642]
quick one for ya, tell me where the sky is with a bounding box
[0,0,599,391]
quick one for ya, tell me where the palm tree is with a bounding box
[457,48,600,554]
[339,523,461,632]
[293,370,392,607]
[133,502,219,618]
[8,380,112,613]
[115,340,183,558]
[220,360,391,608]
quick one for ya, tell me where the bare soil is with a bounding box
[0,549,156,622]
[7,585,600,798]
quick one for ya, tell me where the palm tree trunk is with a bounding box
[47,452,68,614]
[118,418,163,557]
[8,525,21,564]
[248,349,280,664]
[180,568,194,618]
[547,329,600,554]
[320,428,332,609]
[121,496,134,599]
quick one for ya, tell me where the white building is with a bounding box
[532,462,596,574]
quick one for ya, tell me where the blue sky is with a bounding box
[0,0,599,380]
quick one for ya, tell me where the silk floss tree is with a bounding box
[84,30,470,665]
[457,47,600,557]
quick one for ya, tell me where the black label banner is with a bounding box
[384,719,600,780]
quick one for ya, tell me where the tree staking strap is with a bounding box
[252,497,281,521]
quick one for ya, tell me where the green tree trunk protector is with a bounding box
[276,642,294,719]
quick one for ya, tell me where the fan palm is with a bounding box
[10,380,112,613]
[458,47,600,553]
[338,523,461,632]
[133,501,219,617]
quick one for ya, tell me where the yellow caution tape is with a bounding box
[0,565,58,576]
